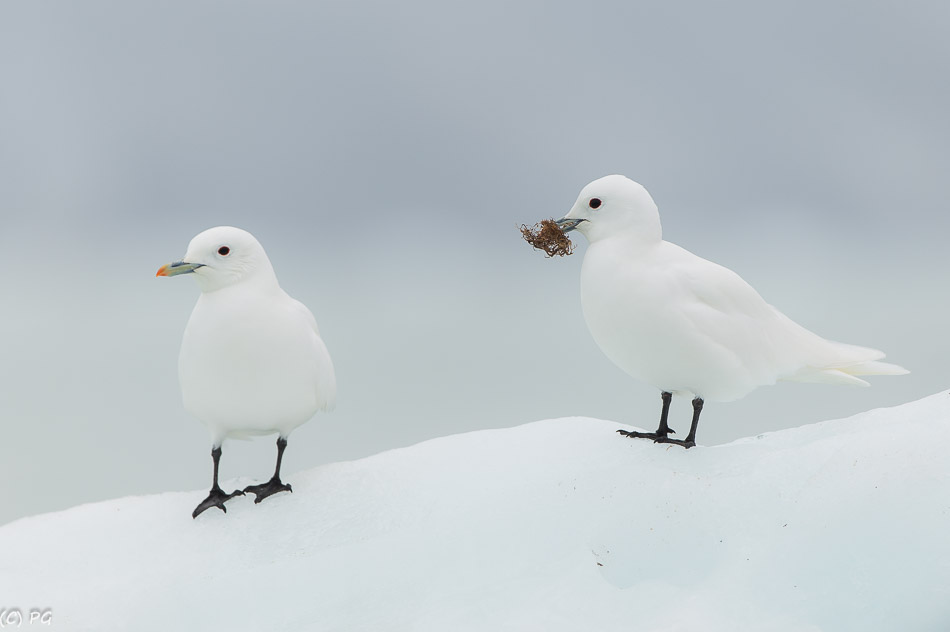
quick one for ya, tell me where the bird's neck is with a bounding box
[581,210,662,245]
[587,226,662,252]
[197,263,281,296]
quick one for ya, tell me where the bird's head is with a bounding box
[156,226,276,293]
[556,175,662,245]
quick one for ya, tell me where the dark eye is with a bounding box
[218,246,230,256]
[588,198,602,209]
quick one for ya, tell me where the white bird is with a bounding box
[157,226,336,517]
[554,175,907,448]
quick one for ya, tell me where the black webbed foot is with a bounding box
[653,436,696,449]
[616,428,675,440]
[192,486,245,518]
[244,478,293,504]
[617,393,702,450]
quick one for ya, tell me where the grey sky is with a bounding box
[1,1,947,524]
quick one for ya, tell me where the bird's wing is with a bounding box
[286,294,337,411]
[287,294,322,336]
[667,247,827,378]
[671,250,778,328]
[669,248,891,380]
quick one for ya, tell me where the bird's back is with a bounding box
[580,237,900,401]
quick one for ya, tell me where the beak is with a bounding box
[156,261,205,277]
[555,217,586,234]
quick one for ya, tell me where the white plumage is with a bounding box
[556,175,906,446]
[158,226,335,515]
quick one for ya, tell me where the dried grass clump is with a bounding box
[520,219,574,257]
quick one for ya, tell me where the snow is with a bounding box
[2,394,949,631]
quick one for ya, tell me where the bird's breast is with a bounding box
[178,293,329,429]
[579,249,665,375]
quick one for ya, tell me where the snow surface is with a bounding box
[2,394,949,631]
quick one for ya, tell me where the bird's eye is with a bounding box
[589,198,602,209]
[218,246,230,256]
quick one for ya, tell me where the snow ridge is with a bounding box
[2,394,949,631]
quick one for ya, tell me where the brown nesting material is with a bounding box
[520,219,574,257]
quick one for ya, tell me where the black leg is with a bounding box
[617,391,676,440]
[655,397,703,449]
[685,397,703,444]
[244,437,293,503]
[193,446,245,518]
[656,391,674,436]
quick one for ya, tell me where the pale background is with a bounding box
[1,1,947,525]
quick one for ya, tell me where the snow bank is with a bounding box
[2,394,949,631]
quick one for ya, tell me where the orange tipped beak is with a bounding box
[156,261,205,277]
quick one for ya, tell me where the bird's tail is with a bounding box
[839,359,909,377]
[781,342,908,387]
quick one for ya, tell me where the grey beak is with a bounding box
[555,218,586,233]
[156,261,206,277]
